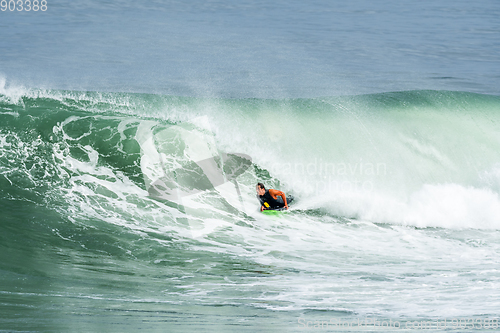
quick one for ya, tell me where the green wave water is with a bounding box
[1,88,500,331]
[4,88,500,225]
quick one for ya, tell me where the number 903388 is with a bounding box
[1,0,47,11]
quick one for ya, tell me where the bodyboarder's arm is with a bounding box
[269,189,288,209]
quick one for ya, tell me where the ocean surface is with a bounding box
[1,1,500,332]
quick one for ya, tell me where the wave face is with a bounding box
[3,88,499,229]
[2,87,500,330]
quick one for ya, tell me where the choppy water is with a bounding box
[1,1,500,332]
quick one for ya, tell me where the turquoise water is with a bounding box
[2,1,500,332]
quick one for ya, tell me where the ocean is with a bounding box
[1,1,500,332]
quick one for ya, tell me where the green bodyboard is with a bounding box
[261,209,286,216]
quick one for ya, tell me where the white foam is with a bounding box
[0,76,28,104]
[301,183,500,230]
[402,184,500,229]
